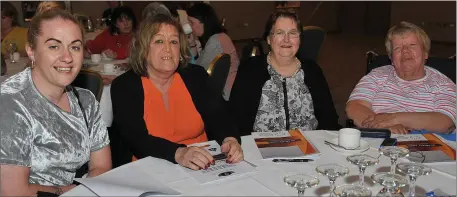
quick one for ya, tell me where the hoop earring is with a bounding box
[31,60,35,69]
[179,55,183,62]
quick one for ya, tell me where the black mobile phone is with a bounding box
[380,138,397,146]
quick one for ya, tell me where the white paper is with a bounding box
[75,157,181,196]
[182,141,257,184]
[393,134,428,142]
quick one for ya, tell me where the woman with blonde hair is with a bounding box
[0,9,111,196]
[111,14,243,170]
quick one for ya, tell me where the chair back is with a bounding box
[240,39,265,64]
[297,26,326,62]
[207,53,231,97]
[71,69,104,101]
[366,51,456,83]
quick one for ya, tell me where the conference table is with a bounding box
[63,130,456,196]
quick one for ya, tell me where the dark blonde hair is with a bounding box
[129,14,190,77]
[36,1,66,14]
[27,8,83,49]
[385,21,431,59]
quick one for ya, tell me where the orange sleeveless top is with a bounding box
[141,73,208,146]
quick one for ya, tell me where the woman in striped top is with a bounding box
[346,21,456,134]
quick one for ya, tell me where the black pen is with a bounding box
[272,159,314,163]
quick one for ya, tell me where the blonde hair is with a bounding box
[27,9,82,49]
[129,14,190,77]
[36,1,66,14]
[385,21,430,59]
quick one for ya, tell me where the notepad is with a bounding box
[252,129,320,160]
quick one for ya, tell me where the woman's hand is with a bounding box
[102,49,117,59]
[175,147,214,170]
[221,137,244,164]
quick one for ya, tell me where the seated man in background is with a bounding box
[346,21,456,134]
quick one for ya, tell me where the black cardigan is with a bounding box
[110,64,240,164]
[229,55,341,136]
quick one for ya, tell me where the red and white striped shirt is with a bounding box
[348,65,456,131]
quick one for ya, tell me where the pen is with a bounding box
[272,159,314,163]
[407,144,442,147]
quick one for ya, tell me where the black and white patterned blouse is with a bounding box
[253,64,318,132]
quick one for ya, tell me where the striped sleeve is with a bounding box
[433,81,457,129]
[348,73,379,103]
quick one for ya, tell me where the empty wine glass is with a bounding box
[6,42,17,63]
[379,146,410,173]
[316,164,350,197]
[347,154,379,186]
[333,184,372,197]
[284,173,320,196]
[397,163,432,197]
[372,172,407,197]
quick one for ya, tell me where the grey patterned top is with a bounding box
[0,68,110,186]
[254,64,318,132]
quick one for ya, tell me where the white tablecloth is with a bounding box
[63,130,457,196]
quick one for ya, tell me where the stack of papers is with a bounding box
[394,134,456,163]
[181,141,257,184]
[75,157,181,196]
[252,129,320,160]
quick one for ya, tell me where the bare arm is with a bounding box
[396,112,455,133]
[87,145,112,178]
[0,165,76,196]
[345,100,376,127]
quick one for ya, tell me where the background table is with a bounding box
[63,130,456,196]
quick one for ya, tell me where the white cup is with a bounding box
[104,63,115,73]
[13,52,20,62]
[182,23,193,35]
[91,54,101,63]
[338,128,361,149]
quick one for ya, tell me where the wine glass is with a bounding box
[316,164,350,197]
[371,172,407,197]
[6,42,17,63]
[284,173,320,196]
[333,184,372,197]
[346,154,379,186]
[379,146,410,174]
[397,163,432,197]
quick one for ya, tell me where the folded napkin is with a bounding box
[410,130,456,141]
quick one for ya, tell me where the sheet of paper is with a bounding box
[75,157,181,196]
[392,134,428,142]
[182,141,257,184]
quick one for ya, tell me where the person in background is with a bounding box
[1,2,28,56]
[111,14,243,170]
[0,9,111,196]
[102,1,120,27]
[346,21,456,134]
[187,3,239,101]
[230,11,341,136]
[36,1,66,14]
[86,6,136,60]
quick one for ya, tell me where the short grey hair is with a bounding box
[142,2,171,20]
[385,21,431,59]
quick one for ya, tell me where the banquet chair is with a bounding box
[366,51,456,83]
[71,69,104,101]
[207,53,231,98]
[297,26,326,62]
[240,39,265,65]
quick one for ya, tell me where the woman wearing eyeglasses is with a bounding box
[230,11,341,136]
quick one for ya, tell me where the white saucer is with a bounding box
[328,138,370,154]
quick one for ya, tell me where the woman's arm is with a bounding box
[87,145,112,177]
[346,100,376,127]
[85,30,108,55]
[0,165,76,196]
[195,35,221,70]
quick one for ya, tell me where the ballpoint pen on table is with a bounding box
[273,159,314,163]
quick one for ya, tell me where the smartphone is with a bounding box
[380,138,397,146]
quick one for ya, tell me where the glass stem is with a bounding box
[391,158,397,173]
[298,189,305,196]
[409,175,417,197]
[359,167,366,186]
[329,178,336,197]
